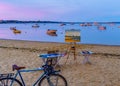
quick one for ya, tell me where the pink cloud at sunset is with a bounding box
[0,3,13,12]
[1,4,71,20]
[1,0,120,22]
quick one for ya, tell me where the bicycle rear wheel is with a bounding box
[0,78,22,86]
[38,74,67,86]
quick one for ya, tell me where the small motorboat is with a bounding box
[98,26,106,30]
[32,24,39,28]
[13,29,21,34]
[118,26,120,28]
[10,27,21,34]
[60,23,66,26]
[10,27,16,30]
[46,29,57,36]
[47,29,57,34]
[80,23,92,27]
[47,32,57,36]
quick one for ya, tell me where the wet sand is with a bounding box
[0,39,120,86]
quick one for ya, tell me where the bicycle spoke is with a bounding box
[0,78,22,86]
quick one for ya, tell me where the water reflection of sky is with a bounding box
[0,23,120,45]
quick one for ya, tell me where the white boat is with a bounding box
[32,24,39,28]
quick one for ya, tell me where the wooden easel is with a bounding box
[65,42,77,64]
[64,29,80,64]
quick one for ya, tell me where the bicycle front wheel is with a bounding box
[38,74,67,86]
[0,78,22,86]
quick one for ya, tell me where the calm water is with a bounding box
[0,23,120,45]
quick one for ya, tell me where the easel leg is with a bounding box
[65,48,70,64]
[71,42,76,60]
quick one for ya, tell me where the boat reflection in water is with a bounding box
[46,29,57,36]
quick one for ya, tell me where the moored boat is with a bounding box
[98,26,106,30]
[46,29,57,36]
[10,27,16,30]
[32,24,39,28]
[13,29,21,33]
[60,23,66,26]
[10,27,21,34]
[47,29,57,34]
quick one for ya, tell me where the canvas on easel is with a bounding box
[65,29,80,42]
[65,29,80,63]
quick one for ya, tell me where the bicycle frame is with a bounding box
[12,67,46,86]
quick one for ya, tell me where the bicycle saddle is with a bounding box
[12,64,26,71]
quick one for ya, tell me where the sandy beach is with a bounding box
[0,39,120,86]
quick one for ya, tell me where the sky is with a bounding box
[0,0,120,22]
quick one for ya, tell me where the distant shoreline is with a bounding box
[1,20,120,24]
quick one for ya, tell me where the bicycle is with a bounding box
[0,61,68,86]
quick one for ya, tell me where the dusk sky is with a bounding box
[0,0,120,22]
